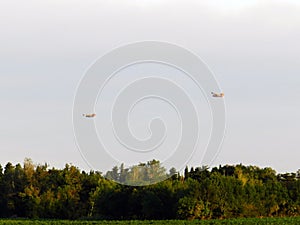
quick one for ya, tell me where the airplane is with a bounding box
[211,92,224,98]
[83,113,96,118]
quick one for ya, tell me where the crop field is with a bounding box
[0,217,300,225]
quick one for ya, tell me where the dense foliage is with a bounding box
[0,159,299,220]
[0,217,300,225]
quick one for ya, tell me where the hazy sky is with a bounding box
[0,0,299,173]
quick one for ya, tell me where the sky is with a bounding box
[0,0,299,173]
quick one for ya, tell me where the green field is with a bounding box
[0,218,300,225]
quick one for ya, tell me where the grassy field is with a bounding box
[0,217,299,225]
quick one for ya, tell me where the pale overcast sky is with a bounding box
[0,0,299,173]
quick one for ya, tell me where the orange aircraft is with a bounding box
[83,113,96,118]
[211,92,224,98]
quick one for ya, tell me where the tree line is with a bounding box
[0,158,299,220]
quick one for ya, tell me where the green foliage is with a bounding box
[105,160,168,185]
[0,217,300,224]
[0,159,299,220]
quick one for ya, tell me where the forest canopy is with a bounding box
[0,158,299,220]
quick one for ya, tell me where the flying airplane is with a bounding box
[83,113,96,118]
[211,92,224,98]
